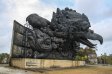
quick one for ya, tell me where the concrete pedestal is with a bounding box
[10,58,85,69]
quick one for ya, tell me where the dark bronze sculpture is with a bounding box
[12,7,103,59]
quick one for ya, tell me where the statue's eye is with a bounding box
[66,15,69,19]
[91,30,94,33]
[40,35,43,37]
[44,38,51,45]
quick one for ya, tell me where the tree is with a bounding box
[0,53,10,64]
[98,53,112,65]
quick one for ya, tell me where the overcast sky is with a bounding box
[0,0,112,56]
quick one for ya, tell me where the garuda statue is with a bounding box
[24,7,103,59]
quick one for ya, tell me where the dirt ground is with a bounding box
[46,65,112,74]
[0,64,112,74]
[0,64,31,74]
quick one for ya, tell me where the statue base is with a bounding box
[10,58,85,69]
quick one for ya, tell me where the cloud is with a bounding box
[91,18,112,41]
[74,0,110,23]
[96,41,112,56]
[41,0,75,9]
[6,0,56,24]
[0,32,11,53]
[103,9,112,18]
[0,20,12,54]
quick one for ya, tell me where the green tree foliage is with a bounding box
[75,47,96,61]
[0,53,10,63]
[98,53,112,65]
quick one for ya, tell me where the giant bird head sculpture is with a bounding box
[51,7,103,48]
